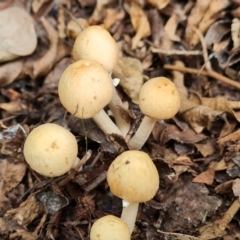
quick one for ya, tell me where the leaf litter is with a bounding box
[1,0,240,239]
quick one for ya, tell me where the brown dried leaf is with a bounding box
[44,57,71,88]
[194,139,216,157]
[66,18,89,40]
[146,0,169,10]
[130,1,151,49]
[0,217,24,236]
[160,175,222,231]
[198,220,227,239]
[5,195,44,227]
[232,178,240,198]
[113,57,144,104]
[231,18,240,50]
[0,159,26,195]
[89,0,115,24]
[190,0,231,47]
[32,0,49,13]
[0,100,26,114]
[179,98,225,133]
[103,8,125,30]
[23,17,58,79]
[205,20,231,47]
[185,0,211,44]
[152,122,207,145]
[0,6,37,62]
[192,168,215,185]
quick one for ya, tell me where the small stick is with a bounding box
[191,27,212,71]
[164,64,240,89]
[219,198,240,230]
[151,47,201,56]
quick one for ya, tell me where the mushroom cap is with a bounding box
[139,77,180,120]
[107,150,159,203]
[23,123,78,177]
[58,59,113,119]
[90,215,130,240]
[72,25,119,73]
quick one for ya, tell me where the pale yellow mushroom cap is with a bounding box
[23,123,78,177]
[90,215,130,240]
[107,150,159,203]
[58,59,113,119]
[72,25,119,73]
[139,77,180,120]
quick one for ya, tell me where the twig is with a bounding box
[151,47,201,56]
[219,198,240,230]
[191,27,212,71]
[164,64,240,89]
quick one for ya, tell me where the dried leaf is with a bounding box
[192,168,215,185]
[146,0,170,10]
[232,178,240,198]
[103,8,125,30]
[113,57,144,104]
[185,0,211,44]
[179,98,225,133]
[0,159,26,195]
[130,1,151,49]
[157,230,201,240]
[231,18,240,50]
[0,6,37,62]
[5,195,44,227]
[88,0,115,24]
[190,0,231,47]
[66,18,89,40]
[32,0,49,13]
[198,220,227,239]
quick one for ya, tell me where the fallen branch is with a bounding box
[164,64,240,89]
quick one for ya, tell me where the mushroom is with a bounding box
[58,59,122,136]
[107,150,159,233]
[90,215,130,240]
[72,25,130,136]
[72,25,118,73]
[128,77,180,150]
[23,123,78,177]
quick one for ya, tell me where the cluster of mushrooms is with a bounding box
[23,26,181,239]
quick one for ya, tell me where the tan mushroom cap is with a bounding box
[107,150,159,203]
[139,77,180,120]
[23,123,78,177]
[72,25,119,73]
[58,59,113,119]
[90,215,130,240]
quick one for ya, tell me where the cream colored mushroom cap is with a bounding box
[23,123,78,177]
[139,77,180,119]
[90,215,130,240]
[107,150,159,203]
[72,25,119,73]
[58,59,113,119]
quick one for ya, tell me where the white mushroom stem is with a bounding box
[93,109,123,136]
[108,86,130,137]
[121,201,139,234]
[128,116,156,150]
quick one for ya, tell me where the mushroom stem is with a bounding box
[109,87,130,137]
[128,116,156,150]
[121,202,139,234]
[93,109,123,136]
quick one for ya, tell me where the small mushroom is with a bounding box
[128,77,180,150]
[58,59,122,136]
[90,215,130,240]
[72,25,118,73]
[23,123,78,177]
[107,150,159,233]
